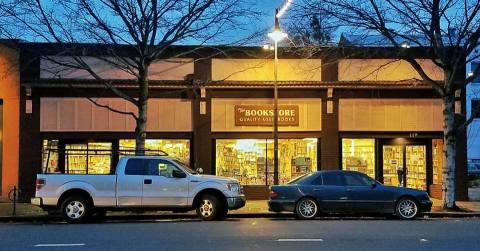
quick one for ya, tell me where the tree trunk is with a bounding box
[442,93,456,209]
[135,64,149,155]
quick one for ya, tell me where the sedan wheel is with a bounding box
[396,198,418,220]
[295,198,318,220]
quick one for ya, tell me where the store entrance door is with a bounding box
[380,139,429,191]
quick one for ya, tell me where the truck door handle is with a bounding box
[144,179,152,184]
[346,188,353,192]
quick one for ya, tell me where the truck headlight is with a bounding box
[226,183,240,192]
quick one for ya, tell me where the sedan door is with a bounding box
[142,159,190,207]
[311,171,349,213]
[344,172,395,213]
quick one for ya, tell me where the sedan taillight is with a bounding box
[269,190,278,199]
[36,178,46,191]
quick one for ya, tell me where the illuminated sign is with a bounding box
[234,105,299,126]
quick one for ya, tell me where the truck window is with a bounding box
[125,159,143,175]
[145,159,181,178]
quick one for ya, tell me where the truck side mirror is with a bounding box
[172,170,186,178]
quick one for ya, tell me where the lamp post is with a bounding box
[267,9,287,185]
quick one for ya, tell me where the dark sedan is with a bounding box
[268,170,432,220]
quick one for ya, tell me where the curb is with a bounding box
[1,212,478,222]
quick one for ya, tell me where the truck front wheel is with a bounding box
[60,196,91,223]
[196,194,226,221]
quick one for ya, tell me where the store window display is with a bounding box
[215,138,318,185]
[65,142,112,174]
[42,140,59,173]
[342,139,375,178]
[432,139,443,185]
[119,139,190,164]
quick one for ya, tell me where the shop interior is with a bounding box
[42,139,190,174]
[215,138,318,185]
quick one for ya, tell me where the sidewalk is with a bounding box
[1,198,480,222]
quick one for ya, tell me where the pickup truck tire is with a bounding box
[60,196,91,223]
[196,194,226,221]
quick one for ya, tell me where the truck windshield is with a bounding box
[172,159,197,174]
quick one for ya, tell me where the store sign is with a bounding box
[234,105,299,126]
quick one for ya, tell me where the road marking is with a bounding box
[34,244,85,247]
[277,239,324,242]
[420,239,428,242]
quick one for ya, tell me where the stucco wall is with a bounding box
[0,44,20,198]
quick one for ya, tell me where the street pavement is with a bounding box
[0,218,479,251]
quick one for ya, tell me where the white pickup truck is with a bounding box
[31,156,246,223]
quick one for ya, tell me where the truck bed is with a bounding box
[36,174,117,207]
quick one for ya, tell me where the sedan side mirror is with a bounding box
[172,170,187,178]
[371,182,377,188]
[195,167,204,174]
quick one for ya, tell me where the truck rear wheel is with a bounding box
[60,196,91,223]
[196,194,225,221]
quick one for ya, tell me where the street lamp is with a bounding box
[267,9,287,185]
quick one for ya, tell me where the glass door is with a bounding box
[381,142,428,191]
[382,145,404,187]
[406,145,427,190]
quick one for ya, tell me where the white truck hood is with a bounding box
[193,174,238,183]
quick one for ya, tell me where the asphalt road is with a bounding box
[0,218,479,251]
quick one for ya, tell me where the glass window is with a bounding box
[216,139,269,185]
[472,100,480,119]
[145,159,180,178]
[472,63,480,83]
[42,140,59,173]
[65,142,112,174]
[215,138,318,185]
[342,139,375,178]
[322,172,344,186]
[432,139,443,185]
[125,159,144,175]
[279,138,318,184]
[119,139,190,164]
[344,172,371,186]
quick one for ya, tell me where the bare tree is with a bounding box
[2,0,258,154]
[293,0,480,209]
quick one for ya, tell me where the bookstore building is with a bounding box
[17,43,468,200]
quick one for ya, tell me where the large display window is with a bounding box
[119,139,190,164]
[65,142,112,174]
[42,140,59,173]
[342,139,375,178]
[432,139,443,185]
[215,138,318,185]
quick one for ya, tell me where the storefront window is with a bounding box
[215,138,318,185]
[119,139,190,164]
[432,139,444,185]
[342,139,375,178]
[42,140,59,173]
[65,142,112,174]
[279,139,318,184]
